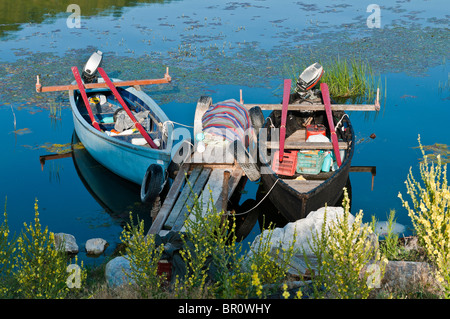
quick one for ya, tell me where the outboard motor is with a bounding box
[295,62,324,100]
[82,50,103,83]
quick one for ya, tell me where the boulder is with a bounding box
[374,221,406,237]
[86,238,109,255]
[247,206,355,274]
[105,256,133,288]
[54,233,79,254]
[378,261,441,295]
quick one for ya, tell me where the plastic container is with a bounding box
[272,150,298,176]
[306,124,326,140]
[321,152,332,172]
[296,150,326,175]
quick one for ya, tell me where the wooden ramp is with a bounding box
[148,159,244,235]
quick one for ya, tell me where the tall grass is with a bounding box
[288,57,383,104]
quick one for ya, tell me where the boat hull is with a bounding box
[260,157,353,222]
[69,83,172,186]
[258,109,355,222]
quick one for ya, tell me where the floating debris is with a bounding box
[10,127,31,135]
[23,142,84,154]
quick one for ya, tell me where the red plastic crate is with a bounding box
[272,150,297,176]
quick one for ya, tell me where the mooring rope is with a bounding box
[225,178,280,216]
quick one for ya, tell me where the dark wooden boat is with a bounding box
[242,78,379,223]
[257,97,355,222]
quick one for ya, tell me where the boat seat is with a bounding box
[113,131,162,145]
[265,141,349,150]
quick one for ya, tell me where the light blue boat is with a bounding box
[68,79,173,203]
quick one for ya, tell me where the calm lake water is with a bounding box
[0,0,449,264]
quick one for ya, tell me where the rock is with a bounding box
[379,261,441,295]
[247,206,355,274]
[105,256,133,288]
[374,221,406,237]
[402,235,423,252]
[85,238,109,255]
[54,233,79,254]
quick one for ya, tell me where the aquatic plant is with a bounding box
[417,142,450,165]
[288,57,383,104]
[399,135,450,297]
[305,188,387,299]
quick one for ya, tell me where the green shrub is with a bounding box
[399,136,450,297]
[0,199,16,298]
[13,200,86,299]
[120,213,166,298]
[305,188,387,299]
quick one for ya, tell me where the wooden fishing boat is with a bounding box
[242,64,380,222]
[36,51,173,203]
[256,98,355,222]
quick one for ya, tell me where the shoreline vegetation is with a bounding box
[0,136,449,299]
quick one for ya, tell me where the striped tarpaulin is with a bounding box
[202,99,251,143]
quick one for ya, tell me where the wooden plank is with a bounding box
[214,167,244,213]
[243,103,379,112]
[36,68,171,93]
[172,167,212,231]
[164,166,203,229]
[181,169,227,232]
[285,129,306,143]
[265,141,349,150]
[147,163,189,235]
[189,146,235,164]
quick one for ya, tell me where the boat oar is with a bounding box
[320,82,342,167]
[279,78,291,162]
[71,66,102,131]
[97,67,158,149]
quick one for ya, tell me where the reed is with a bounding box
[288,57,383,104]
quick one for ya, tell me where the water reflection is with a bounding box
[70,131,153,231]
[0,0,173,37]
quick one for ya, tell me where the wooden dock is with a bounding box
[147,154,244,235]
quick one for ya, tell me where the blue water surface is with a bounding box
[0,0,449,265]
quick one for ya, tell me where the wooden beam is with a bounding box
[147,163,189,235]
[243,103,380,112]
[350,166,377,191]
[265,141,349,150]
[36,67,171,93]
[164,166,203,230]
[172,167,212,231]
